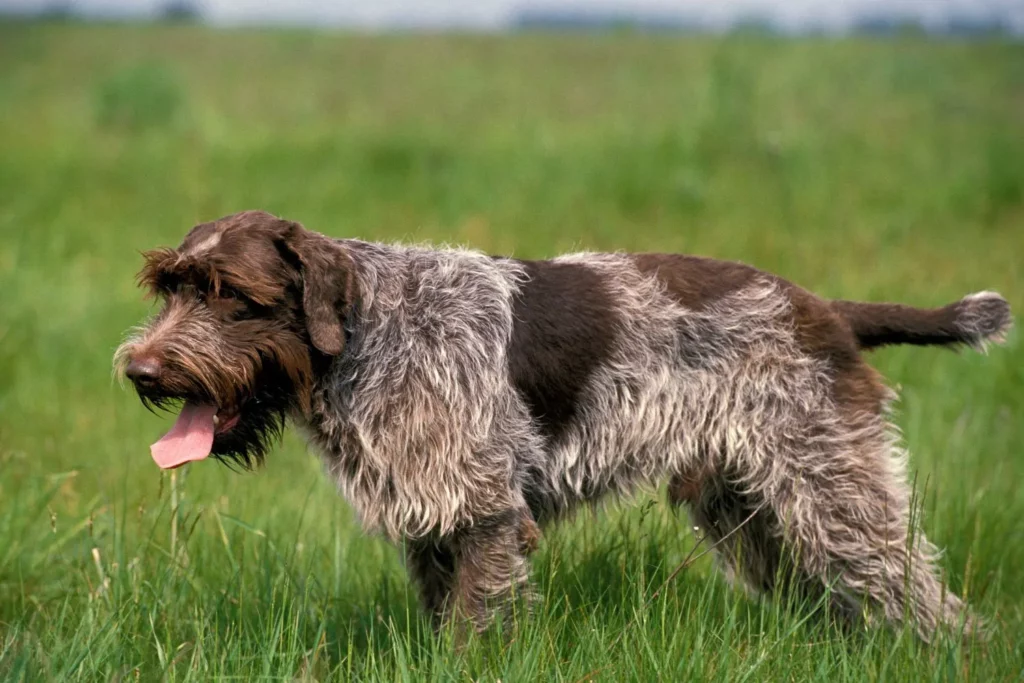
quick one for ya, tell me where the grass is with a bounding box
[1,21,1022,681]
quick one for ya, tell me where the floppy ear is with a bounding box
[279,223,358,356]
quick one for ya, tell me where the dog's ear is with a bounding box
[278,224,357,356]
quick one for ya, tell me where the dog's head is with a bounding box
[114,210,357,470]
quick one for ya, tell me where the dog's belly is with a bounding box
[521,367,716,518]
[520,343,831,521]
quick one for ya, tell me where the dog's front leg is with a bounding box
[441,508,537,638]
[405,537,456,628]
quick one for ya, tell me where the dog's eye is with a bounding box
[207,285,259,320]
[204,285,245,310]
[214,285,243,301]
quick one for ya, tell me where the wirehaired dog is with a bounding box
[115,210,1011,640]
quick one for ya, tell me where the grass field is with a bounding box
[1,21,1023,681]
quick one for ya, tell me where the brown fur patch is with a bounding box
[631,253,758,311]
[506,259,619,444]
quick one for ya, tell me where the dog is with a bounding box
[115,210,1011,640]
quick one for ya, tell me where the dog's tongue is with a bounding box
[150,401,217,469]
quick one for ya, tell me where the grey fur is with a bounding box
[296,240,991,639]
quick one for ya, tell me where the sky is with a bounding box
[2,0,1022,33]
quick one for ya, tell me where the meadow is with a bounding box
[0,21,1022,680]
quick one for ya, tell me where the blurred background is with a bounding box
[4,0,1024,34]
[0,2,1022,680]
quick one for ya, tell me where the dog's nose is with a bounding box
[125,356,162,385]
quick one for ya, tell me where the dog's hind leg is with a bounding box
[669,440,969,640]
[752,430,974,641]
[671,469,795,601]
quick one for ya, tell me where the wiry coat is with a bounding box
[116,211,1012,639]
[302,242,537,540]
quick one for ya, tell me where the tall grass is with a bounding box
[0,22,1021,680]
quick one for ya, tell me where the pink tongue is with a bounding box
[150,402,217,469]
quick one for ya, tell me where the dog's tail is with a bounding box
[833,291,1012,351]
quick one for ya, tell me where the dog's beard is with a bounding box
[207,378,293,470]
[135,365,296,471]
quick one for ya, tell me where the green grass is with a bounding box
[1,22,1023,681]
